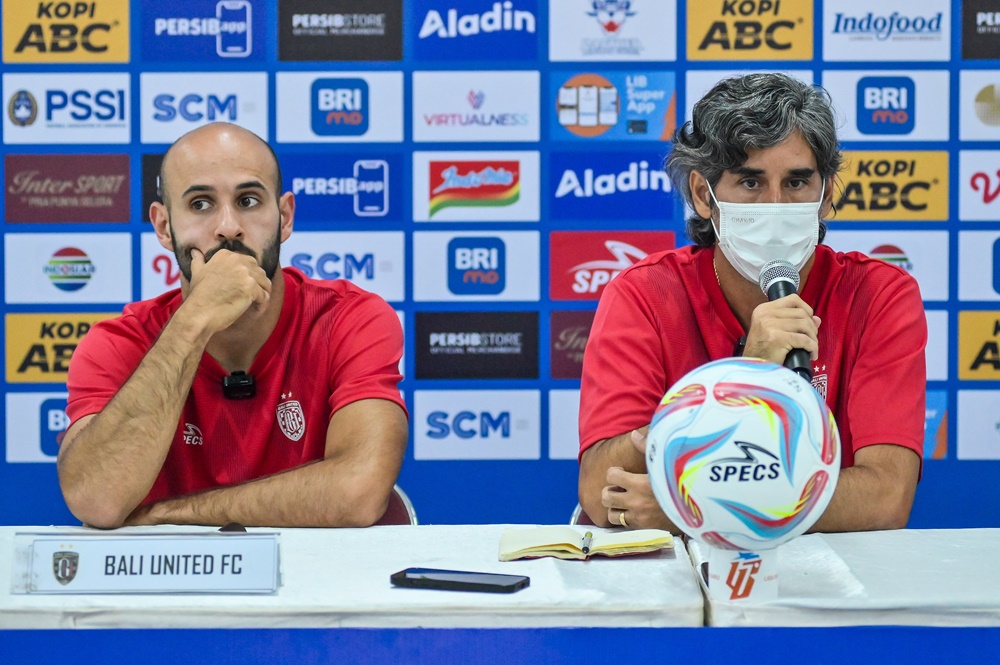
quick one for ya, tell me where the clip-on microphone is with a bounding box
[222,370,256,399]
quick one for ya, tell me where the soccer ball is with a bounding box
[646,357,840,551]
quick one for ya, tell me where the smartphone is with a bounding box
[390,568,529,594]
[354,159,389,217]
[217,0,252,58]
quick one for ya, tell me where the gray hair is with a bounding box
[665,73,843,247]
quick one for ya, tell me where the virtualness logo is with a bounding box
[857,76,915,134]
[8,90,38,127]
[44,247,95,291]
[422,89,529,129]
[311,78,369,136]
[831,11,943,41]
[428,160,520,217]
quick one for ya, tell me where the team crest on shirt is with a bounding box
[277,392,306,442]
[811,364,828,401]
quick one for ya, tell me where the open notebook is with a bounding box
[499,526,673,561]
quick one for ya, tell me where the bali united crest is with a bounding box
[277,392,306,441]
[52,551,78,585]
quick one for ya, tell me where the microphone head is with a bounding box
[759,259,800,296]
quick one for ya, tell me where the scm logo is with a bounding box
[448,237,506,296]
[4,0,129,63]
[311,78,369,137]
[289,252,375,281]
[688,0,812,61]
[426,411,511,439]
[835,151,948,221]
[5,313,114,383]
[152,94,237,122]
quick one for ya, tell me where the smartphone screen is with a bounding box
[390,568,529,593]
[217,1,252,58]
[354,159,389,216]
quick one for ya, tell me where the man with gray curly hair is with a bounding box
[578,73,925,533]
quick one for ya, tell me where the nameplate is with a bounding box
[11,532,280,594]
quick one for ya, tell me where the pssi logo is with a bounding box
[5,1,128,62]
[426,410,511,438]
[588,1,635,34]
[152,93,237,122]
[448,237,505,295]
[726,552,763,600]
[40,397,69,457]
[690,0,810,60]
[311,78,368,136]
[289,252,375,280]
[44,247,95,291]
[857,76,915,135]
[8,91,38,126]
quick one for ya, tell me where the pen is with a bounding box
[582,531,593,555]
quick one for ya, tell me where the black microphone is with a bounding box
[759,260,813,381]
[222,370,256,399]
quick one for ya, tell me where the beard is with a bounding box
[170,219,282,283]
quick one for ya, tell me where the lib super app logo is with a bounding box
[448,237,506,296]
[857,76,915,135]
[3,0,130,63]
[551,71,676,142]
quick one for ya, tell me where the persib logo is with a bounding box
[448,237,505,295]
[152,93,237,122]
[426,410,511,438]
[44,247,95,291]
[311,78,369,137]
[857,76,914,135]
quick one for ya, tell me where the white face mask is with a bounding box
[706,180,824,285]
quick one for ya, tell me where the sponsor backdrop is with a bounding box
[0,0,996,529]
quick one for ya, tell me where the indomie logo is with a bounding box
[311,78,369,136]
[725,552,762,600]
[428,160,520,217]
[448,237,505,296]
[857,76,915,135]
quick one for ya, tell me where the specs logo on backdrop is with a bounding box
[416,312,539,379]
[856,76,915,134]
[448,237,506,296]
[5,154,129,223]
[835,151,947,221]
[44,248,95,292]
[311,78,368,136]
[963,0,1000,59]
[6,314,114,383]
[959,312,1000,380]
[289,158,391,218]
[4,0,129,63]
[429,161,519,217]
[552,71,676,141]
[278,0,402,61]
[551,153,673,219]
[869,244,914,271]
[145,0,260,61]
[8,91,38,126]
[549,231,675,300]
[688,0,813,61]
[550,310,596,379]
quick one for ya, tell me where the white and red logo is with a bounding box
[182,423,203,446]
[588,0,635,34]
[549,231,674,300]
[277,392,306,442]
[725,554,762,600]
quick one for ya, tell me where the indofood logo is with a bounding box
[8,90,38,126]
[429,160,520,217]
[44,247,95,291]
[830,11,943,41]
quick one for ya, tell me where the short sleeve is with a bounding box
[326,291,407,417]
